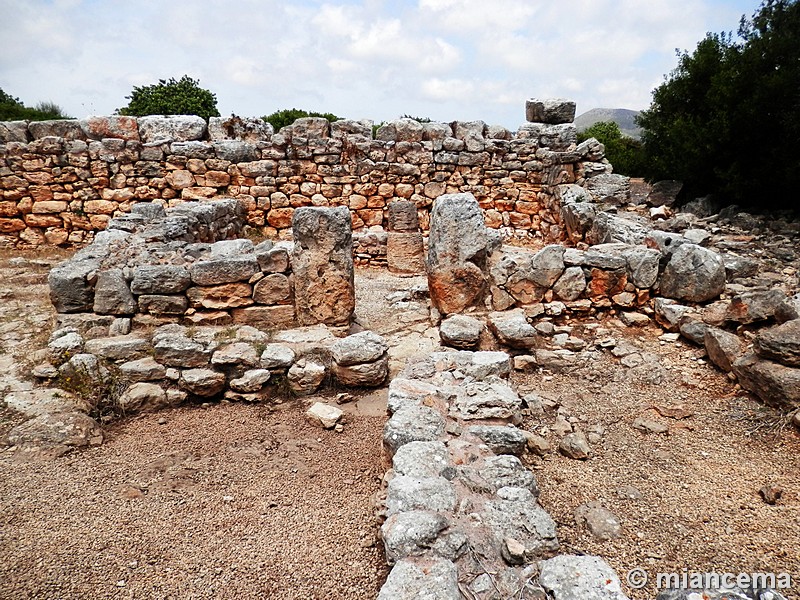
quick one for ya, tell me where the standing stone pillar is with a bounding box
[426,193,488,315]
[291,206,355,326]
[387,201,425,276]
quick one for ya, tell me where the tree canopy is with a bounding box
[0,88,72,121]
[117,76,220,120]
[263,108,340,132]
[577,121,645,177]
[637,0,800,209]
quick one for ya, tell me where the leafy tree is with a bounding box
[578,121,646,177]
[0,88,72,121]
[263,108,340,132]
[117,76,220,120]
[637,0,800,209]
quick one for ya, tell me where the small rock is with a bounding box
[306,402,343,429]
[158,417,167,425]
[632,418,669,434]
[559,432,591,460]
[503,536,527,565]
[759,484,783,505]
[575,501,622,540]
[523,431,551,456]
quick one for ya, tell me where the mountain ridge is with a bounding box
[574,108,642,139]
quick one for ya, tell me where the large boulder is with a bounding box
[291,206,355,326]
[658,244,726,302]
[426,193,488,314]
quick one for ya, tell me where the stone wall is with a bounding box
[0,105,616,249]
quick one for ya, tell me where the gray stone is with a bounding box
[333,356,388,387]
[539,554,630,600]
[256,246,290,273]
[488,309,538,349]
[392,441,450,478]
[130,265,191,295]
[647,180,682,207]
[484,487,559,560]
[209,239,254,258]
[118,382,168,412]
[722,253,760,279]
[624,246,661,289]
[426,193,488,314]
[93,269,136,315]
[559,432,591,460]
[287,357,326,395]
[733,353,800,411]
[381,511,449,564]
[386,475,456,515]
[656,589,788,600]
[529,244,566,287]
[259,343,296,369]
[659,244,726,303]
[377,558,460,600]
[450,379,522,421]
[683,228,712,246]
[439,314,483,349]
[137,294,189,315]
[84,336,151,361]
[387,201,420,232]
[725,289,786,324]
[331,331,388,366]
[525,98,576,124]
[153,335,212,367]
[212,140,259,162]
[0,120,30,143]
[755,319,800,367]
[704,327,743,373]
[138,115,207,143]
[306,402,344,428]
[211,342,259,367]
[179,368,226,397]
[465,351,512,380]
[48,259,99,313]
[6,411,104,457]
[466,425,526,455]
[553,266,587,301]
[535,349,577,372]
[678,316,708,345]
[189,256,258,286]
[476,455,540,496]
[585,173,631,205]
[383,405,446,455]
[654,298,690,331]
[57,353,109,386]
[292,206,355,326]
[575,502,622,540]
[775,293,800,324]
[229,369,271,393]
[119,357,167,382]
[208,115,273,142]
[587,212,648,245]
[48,331,84,362]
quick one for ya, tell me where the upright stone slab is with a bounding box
[291,206,355,326]
[387,201,425,276]
[427,193,488,314]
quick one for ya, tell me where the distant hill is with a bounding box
[574,108,642,139]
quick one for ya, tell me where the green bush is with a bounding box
[263,108,340,132]
[117,76,220,120]
[0,88,72,121]
[578,121,646,177]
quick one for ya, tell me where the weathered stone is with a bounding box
[659,244,726,303]
[775,293,800,324]
[654,298,690,331]
[450,379,522,421]
[387,232,426,275]
[539,555,629,600]
[677,316,708,345]
[211,342,259,367]
[229,369,271,393]
[427,193,487,314]
[377,558,460,600]
[208,115,273,142]
[187,283,253,309]
[49,259,99,313]
[484,487,559,560]
[647,180,683,207]
[291,206,355,326]
[466,425,526,455]
[6,411,104,456]
[119,357,167,382]
[57,353,109,387]
[575,502,622,540]
[287,357,326,395]
[92,269,136,315]
[525,98,576,124]
[138,115,207,143]
[231,305,295,329]
[725,289,786,324]
[439,314,483,349]
[529,245,566,287]
[475,455,540,496]
[306,402,344,428]
[465,351,513,380]
[209,239,254,258]
[553,266,586,301]
[118,382,169,412]
[256,246,290,273]
[559,432,591,459]
[585,173,631,205]
[153,335,211,367]
[80,116,139,141]
[130,265,191,295]
[259,343,296,369]
[137,294,188,315]
[252,274,291,305]
[733,353,800,410]
[624,246,661,289]
[488,309,538,349]
[755,319,800,367]
[387,200,419,232]
[704,327,743,373]
[332,356,388,387]
[179,368,226,397]
[331,331,388,366]
[383,405,446,455]
[0,120,30,143]
[84,335,151,361]
[392,441,449,478]
[386,475,456,515]
[381,511,449,564]
[48,330,84,362]
[189,256,258,286]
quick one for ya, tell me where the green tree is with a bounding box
[578,120,646,177]
[263,108,340,132]
[0,88,72,121]
[637,0,800,209]
[117,76,220,120]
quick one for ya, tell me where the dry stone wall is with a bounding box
[0,106,615,250]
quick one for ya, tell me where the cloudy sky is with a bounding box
[1,0,759,129]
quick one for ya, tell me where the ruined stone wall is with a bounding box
[0,112,611,250]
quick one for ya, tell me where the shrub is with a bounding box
[117,75,220,120]
[0,88,72,121]
[263,108,340,132]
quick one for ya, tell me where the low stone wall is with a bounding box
[0,103,620,249]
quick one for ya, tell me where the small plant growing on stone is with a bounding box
[57,362,128,422]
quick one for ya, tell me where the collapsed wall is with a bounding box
[0,100,624,250]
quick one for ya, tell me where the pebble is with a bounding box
[158,417,167,425]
